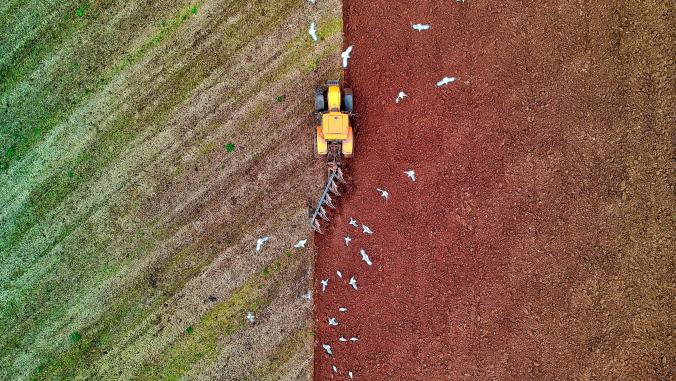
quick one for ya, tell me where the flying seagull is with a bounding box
[321,278,329,292]
[246,311,255,323]
[350,336,358,341]
[412,23,431,31]
[344,235,352,246]
[360,248,372,266]
[436,76,457,87]
[395,91,407,103]
[309,22,318,42]
[302,291,312,300]
[336,270,343,278]
[328,317,338,326]
[362,224,373,235]
[322,344,333,355]
[294,239,307,248]
[338,307,348,312]
[404,170,416,182]
[341,45,353,68]
[255,236,270,252]
[339,336,347,342]
[348,217,358,227]
[348,276,358,290]
[376,188,389,201]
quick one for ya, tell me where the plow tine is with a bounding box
[325,194,335,209]
[309,156,347,232]
[329,180,340,196]
[335,168,346,184]
[312,220,323,234]
[318,206,330,221]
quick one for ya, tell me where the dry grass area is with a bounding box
[0,0,341,379]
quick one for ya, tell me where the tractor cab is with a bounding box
[314,80,354,160]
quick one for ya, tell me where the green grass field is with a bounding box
[1,1,341,379]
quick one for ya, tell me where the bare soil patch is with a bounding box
[314,1,673,380]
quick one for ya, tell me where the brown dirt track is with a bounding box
[314,1,674,380]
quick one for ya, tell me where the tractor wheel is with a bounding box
[315,88,325,113]
[343,88,353,113]
[343,149,353,159]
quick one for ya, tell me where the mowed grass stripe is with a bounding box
[1,0,344,378]
[0,1,202,193]
[0,1,308,348]
[0,0,195,200]
[1,0,331,288]
[0,1,230,259]
[0,0,129,159]
[28,190,305,380]
[134,245,308,381]
[0,0,79,92]
[0,0,293,256]
[248,329,311,381]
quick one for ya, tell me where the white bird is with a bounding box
[294,239,307,248]
[348,371,354,379]
[308,0,316,3]
[344,235,352,246]
[395,91,407,103]
[404,170,416,181]
[348,276,358,290]
[246,311,255,323]
[322,344,333,355]
[360,248,372,266]
[338,307,348,312]
[362,224,373,235]
[350,336,358,341]
[321,278,329,292]
[341,45,353,68]
[436,76,457,87]
[336,270,343,278]
[376,188,389,201]
[328,317,338,326]
[302,291,312,300]
[412,23,431,31]
[339,336,347,342]
[309,22,318,42]
[348,217,358,227]
[255,236,270,252]
[332,365,338,373]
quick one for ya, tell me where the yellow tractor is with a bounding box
[314,80,354,163]
[308,80,353,232]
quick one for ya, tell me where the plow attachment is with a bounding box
[309,167,345,233]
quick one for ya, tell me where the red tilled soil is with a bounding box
[314,1,673,380]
